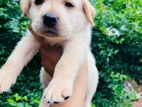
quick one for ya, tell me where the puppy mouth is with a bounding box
[29,25,59,37]
[44,29,58,36]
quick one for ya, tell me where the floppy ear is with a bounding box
[83,0,96,25]
[20,0,31,16]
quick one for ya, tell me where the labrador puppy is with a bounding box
[0,0,99,107]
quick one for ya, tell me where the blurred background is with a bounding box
[0,0,142,107]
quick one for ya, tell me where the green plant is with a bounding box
[91,0,142,106]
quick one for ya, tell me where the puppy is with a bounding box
[0,0,99,107]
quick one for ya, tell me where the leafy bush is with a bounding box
[0,0,142,107]
[92,0,142,106]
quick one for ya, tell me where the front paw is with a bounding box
[43,79,73,104]
[0,70,16,93]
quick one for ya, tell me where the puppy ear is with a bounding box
[83,0,96,25]
[20,0,31,16]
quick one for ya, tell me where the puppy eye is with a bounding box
[35,0,44,5]
[65,2,74,8]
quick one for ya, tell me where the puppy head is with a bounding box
[20,0,95,39]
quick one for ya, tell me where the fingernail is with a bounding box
[47,101,50,104]
[54,101,60,104]
[65,96,70,100]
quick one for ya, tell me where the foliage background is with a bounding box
[0,0,142,107]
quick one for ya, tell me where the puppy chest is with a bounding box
[39,45,63,76]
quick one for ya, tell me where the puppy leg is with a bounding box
[39,67,51,107]
[85,54,99,107]
[0,32,40,93]
[44,34,89,104]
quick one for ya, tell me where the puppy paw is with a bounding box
[0,70,16,93]
[43,79,73,104]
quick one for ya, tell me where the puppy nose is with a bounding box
[43,13,58,27]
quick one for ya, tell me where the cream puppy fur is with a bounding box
[0,0,99,107]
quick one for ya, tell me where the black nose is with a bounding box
[43,13,58,27]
